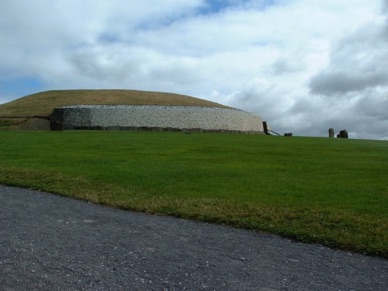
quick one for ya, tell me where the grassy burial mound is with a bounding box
[0,89,229,118]
[0,90,262,132]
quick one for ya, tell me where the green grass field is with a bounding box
[0,131,387,257]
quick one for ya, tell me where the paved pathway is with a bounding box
[1,185,387,290]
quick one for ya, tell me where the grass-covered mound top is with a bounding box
[0,89,230,117]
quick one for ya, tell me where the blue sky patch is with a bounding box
[0,77,44,101]
[199,0,281,14]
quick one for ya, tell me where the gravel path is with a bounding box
[1,185,387,290]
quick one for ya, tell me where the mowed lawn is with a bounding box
[0,131,387,257]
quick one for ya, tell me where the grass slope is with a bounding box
[0,89,229,117]
[0,131,387,257]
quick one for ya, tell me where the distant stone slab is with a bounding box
[50,105,264,133]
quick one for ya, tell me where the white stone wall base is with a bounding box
[51,105,264,133]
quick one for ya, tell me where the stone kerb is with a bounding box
[51,105,264,133]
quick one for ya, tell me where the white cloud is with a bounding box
[1,0,387,139]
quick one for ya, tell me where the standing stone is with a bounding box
[328,128,334,138]
[50,120,63,131]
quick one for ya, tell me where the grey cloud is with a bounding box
[383,0,388,12]
[289,96,321,115]
[228,85,283,115]
[309,70,388,96]
[354,93,388,121]
[271,58,302,75]
[309,13,388,97]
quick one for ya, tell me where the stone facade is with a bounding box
[50,105,264,133]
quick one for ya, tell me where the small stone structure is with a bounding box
[337,129,349,139]
[50,105,264,133]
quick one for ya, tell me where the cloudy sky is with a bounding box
[1,0,387,139]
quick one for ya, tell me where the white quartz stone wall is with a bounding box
[52,105,264,133]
